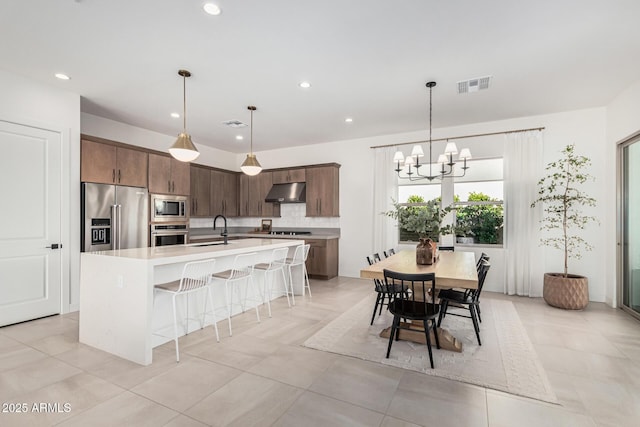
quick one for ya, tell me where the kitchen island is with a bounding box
[79,238,302,365]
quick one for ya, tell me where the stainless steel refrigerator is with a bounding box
[81,183,149,252]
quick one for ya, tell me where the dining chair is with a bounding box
[474,253,490,321]
[437,260,491,346]
[438,246,455,252]
[383,269,440,368]
[373,253,382,263]
[210,252,261,336]
[253,247,291,317]
[366,256,408,325]
[153,258,219,362]
[476,252,490,269]
[383,248,396,258]
[285,244,311,304]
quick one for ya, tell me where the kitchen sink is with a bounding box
[189,241,233,247]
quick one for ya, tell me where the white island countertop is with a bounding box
[88,238,300,264]
[80,238,303,365]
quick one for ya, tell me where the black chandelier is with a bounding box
[394,82,471,181]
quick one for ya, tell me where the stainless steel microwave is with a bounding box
[151,194,188,222]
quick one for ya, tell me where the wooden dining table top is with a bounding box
[360,250,478,290]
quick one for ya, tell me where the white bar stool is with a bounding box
[210,252,260,336]
[253,247,291,317]
[285,244,311,305]
[153,258,218,362]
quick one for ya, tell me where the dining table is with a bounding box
[359,249,478,352]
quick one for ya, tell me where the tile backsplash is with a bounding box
[190,203,340,229]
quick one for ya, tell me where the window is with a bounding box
[397,157,503,245]
[454,189,504,245]
[396,183,442,242]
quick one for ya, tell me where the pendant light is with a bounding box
[393,81,471,181]
[241,105,262,176]
[168,69,200,162]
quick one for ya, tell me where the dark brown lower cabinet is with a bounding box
[305,238,339,280]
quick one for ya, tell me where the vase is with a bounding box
[416,238,436,265]
[543,273,589,310]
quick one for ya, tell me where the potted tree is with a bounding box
[385,196,452,264]
[530,144,598,309]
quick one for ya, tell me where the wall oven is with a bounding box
[150,224,189,247]
[151,194,188,222]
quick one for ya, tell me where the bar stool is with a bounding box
[210,252,260,336]
[285,244,311,305]
[253,247,291,317]
[153,258,218,362]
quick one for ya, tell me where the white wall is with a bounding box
[253,108,609,301]
[605,79,640,306]
[1,69,629,315]
[83,97,612,303]
[0,70,81,312]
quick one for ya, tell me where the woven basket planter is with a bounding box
[543,273,589,310]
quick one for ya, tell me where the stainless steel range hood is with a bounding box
[265,182,306,203]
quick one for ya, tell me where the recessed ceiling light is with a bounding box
[235,135,244,140]
[299,81,311,89]
[345,117,353,123]
[170,112,180,118]
[203,3,221,15]
[55,73,70,80]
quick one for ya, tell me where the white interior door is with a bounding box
[0,120,62,326]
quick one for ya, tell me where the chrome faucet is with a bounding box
[213,215,228,245]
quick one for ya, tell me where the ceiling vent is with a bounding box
[222,120,248,128]
[457,76,492,94]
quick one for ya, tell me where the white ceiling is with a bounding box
[2,0,640,153]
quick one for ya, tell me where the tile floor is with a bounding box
[1,277,639,426]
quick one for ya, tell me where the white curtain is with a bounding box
[373,147,399,253]
[504,131,544,296]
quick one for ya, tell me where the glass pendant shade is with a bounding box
[169,132,200,162]
[240,153,262,176]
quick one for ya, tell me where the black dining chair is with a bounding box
[367,256,408,325]
[438,246,455,252]
[383,248,396,258]
[437,260,491,346]
[476,252,490,270]
[474,253,490,321]
[373,253,382,263]
[383,269,440,368]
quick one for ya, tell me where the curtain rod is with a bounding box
[369,126,545,149]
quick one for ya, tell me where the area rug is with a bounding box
[303,295,558,404]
